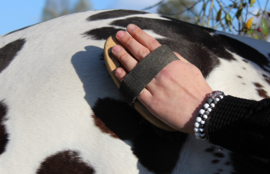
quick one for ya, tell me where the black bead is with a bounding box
[199,128,204,132]
[207,98,213,104]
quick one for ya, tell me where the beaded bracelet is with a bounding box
[194,91,226,140]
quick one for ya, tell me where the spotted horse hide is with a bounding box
[0,9,270,174]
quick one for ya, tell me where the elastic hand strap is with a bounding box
[120,45,179,104]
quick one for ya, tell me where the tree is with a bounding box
[42,0,91,22]
[73,0,90,13]
[157,0,197,23]
[147,0,270,41]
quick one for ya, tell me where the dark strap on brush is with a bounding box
[119,45,179,105]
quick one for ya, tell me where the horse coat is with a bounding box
[0,9,270,174]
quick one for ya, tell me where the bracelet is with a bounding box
[194,91,226,140]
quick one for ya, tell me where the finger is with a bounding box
[174,52,189,63]
[112,44,157,93]
[115,30,150,61]
[112,45,138,72]
[137,87,153,107]
[115,67,153,107]
[127,24,161,52]
[115,67,127,81]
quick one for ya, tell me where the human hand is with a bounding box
[111,24,213,134]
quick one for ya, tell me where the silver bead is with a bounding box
[199,128,204,132]
[203,103,210,109]
[201,120,205,125]
[220,95,224,99]
[207,108,212,112]
[196,117,202,122]
[210,103,215,108]
[215,98,220,102]
[194,122,200,128]
[203,115,208,119]
[199,109,205,115]
[194,128,199,132]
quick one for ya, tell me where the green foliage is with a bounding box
[261,18,269,37]
[216,9,222,21]
[42,0,91,22]
[249,0,256,7]
[225,13,232,26]
[153,0,270,41]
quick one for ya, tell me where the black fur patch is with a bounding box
[0,39,26,73]
[212,159,220,164]
[93,98,188,174]
[218,35,270,72]
[37,150,95,174]
[205,146,215,152]
[110,17,236,77]
[83,27,122,40]
[214,152,225,158]
[87,9,147,21]
[0,101,8,155]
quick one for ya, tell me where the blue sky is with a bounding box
[0,0,160,35]
[0,0,269,36]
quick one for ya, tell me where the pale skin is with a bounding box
[111,24,213,134]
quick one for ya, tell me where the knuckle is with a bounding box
[159,68,170,78]
[148,38,160,48]
[138,89,147,99]
[138,48,150,59]
[133,28,144,38]
[125,36,133,45]
[119,52,128,62]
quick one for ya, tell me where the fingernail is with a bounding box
[116,31,125,38]
[115,68,122,75]
[127,24,136,30]
[112,45,121,52]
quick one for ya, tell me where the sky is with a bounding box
[0,0,160,36]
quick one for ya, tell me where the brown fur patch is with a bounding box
[92,115,119,138]
[253,82,263,88]
[37,151,95,174]
[242,59,248,63]
[0,101,8,155]
[257,89,270,98]
[253,82,270,98]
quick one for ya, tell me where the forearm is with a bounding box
[206,95,270,158]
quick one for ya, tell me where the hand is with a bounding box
[111,24,213,134]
